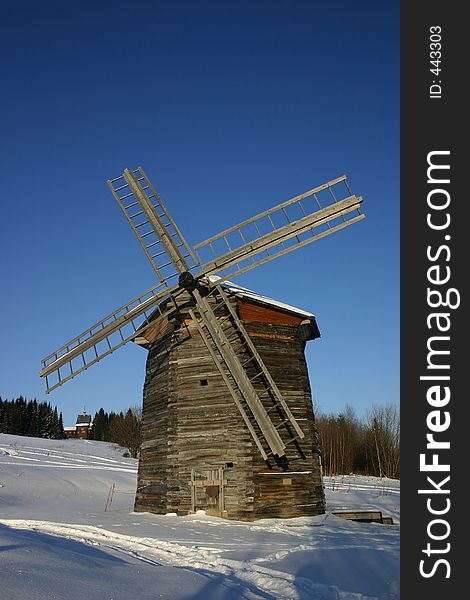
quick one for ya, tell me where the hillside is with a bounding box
[0,434,399,599]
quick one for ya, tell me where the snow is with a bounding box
[0,434,399,599]
[208,276,315,318]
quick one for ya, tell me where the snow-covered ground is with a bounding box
[0,434,399,599]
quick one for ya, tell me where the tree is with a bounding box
[90,408,107,441]
[107,407,142,458]
[50,407,63,439]
[8,400,22,435]
[58,412,65,438]
[28,400,39,437]
[315,403,400,478]
[365,404,400,479]
[0,398,65,440]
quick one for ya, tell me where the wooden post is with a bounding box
[104,483,115,512]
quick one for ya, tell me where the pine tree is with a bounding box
[0,398,65,440]
[90,408,107,441]
[58,412,65,438]
[106,408,142,458]
[0,399,10,433]
[37,402,45,437]
[18,397,28,435]
[8,400,22,435]
[28,400,39,437]
[50,407,62,439]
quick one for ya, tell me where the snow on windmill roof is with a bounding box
[208,276,315,319]
[132,276,319,348]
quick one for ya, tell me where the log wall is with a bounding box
[134,291,325,520]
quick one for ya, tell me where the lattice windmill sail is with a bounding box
[40,166,364,520]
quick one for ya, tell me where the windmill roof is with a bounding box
[132,276,320,348]
[209,276,315,319]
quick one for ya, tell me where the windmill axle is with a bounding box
[179,271,197,292]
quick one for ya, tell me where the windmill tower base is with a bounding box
[133,287,326,521]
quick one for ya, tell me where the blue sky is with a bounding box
[0,1,399,427]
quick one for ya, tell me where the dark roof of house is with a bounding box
[76,413,92,426]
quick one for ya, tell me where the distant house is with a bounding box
[64,412,92,439]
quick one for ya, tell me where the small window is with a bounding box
[200,379,209,386]
[225,462,234,468]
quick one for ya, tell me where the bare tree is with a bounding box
[315,403,399,478]
[365,404,400,479]
[316,406,361,475]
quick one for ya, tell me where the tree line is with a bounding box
[0,396,65,439]
[88,403,399,475]
[89,407,142,458]
[1,396,398,477]
[315,403,400,479]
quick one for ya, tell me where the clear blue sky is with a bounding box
[0,1,399,427]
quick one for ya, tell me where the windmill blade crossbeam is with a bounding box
[108,167,199,285]
[194,175,363,281]
[40,281,181,393]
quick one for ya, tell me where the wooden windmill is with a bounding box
[40,167,364,520]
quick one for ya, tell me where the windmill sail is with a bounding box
[40,281,182,393]
[108,167,199,285]
[40,166,365,435]
[194,175,364,282]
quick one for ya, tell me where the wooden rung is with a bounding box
[129,210,145,219]
[242,356,256,367]
[123,201,139,210]
[113,183,129,192]
[189,479,227,488]
[108,175,126,183]
[284,436,302,447]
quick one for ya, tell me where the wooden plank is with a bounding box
[332,511,386,523]
[189,480,228,487]
[237,299,303,325]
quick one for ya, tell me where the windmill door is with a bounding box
[190,467,227,517]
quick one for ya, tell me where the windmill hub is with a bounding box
[178,271,197,291]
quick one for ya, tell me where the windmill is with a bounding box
[40,167,364,520]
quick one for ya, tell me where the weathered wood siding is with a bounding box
[134,290,325,520]
[242,315,325,518]
[237,300,303,326]
[134,324,174,513]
